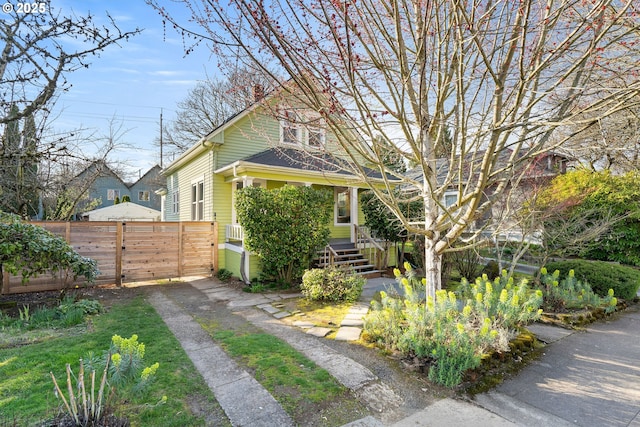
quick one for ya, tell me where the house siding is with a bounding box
[88,174,130,208]
[212,174,232,241]
[216,113,277,169]
[165,150,214,222]
[74,163,163,214]
[129,166,162,210]
[224,249,242,278]
[223,248,262,282]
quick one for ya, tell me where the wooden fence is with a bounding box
[1,221,218,294]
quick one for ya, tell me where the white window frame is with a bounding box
[281,119,301,145]
[444,192,458,208]
[191,178,205,221]
[334,187,351,226]
[107,189,120,201]
[307,127,325,148]
[138,190,150,202]
[171,190,180,214]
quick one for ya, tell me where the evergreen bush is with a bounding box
[301,267,365,302]
[542,260,640,300]
[0,211,99,285]
[539,268,618,312]
[235,185,332,285]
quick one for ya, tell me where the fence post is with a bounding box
[212,222,219,274]
[115,222,123,286]
[1,272,9,295]
[178,223,184,277]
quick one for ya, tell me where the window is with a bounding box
[191,181,204,220]
[138,191,150,201]
[281,120,300,145]
[444,193,457,208]
[335,187,351,224]
[172,191,180,214]
[307,128,325,148]
[107,189,120,201]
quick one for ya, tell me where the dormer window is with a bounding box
[281,120,300,145]
[280,109,325,148]
[308,128,325,148]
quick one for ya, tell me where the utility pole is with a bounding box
[159,108,163,168]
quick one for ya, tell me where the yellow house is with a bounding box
[160,90,393,282]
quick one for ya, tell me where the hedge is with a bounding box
[542,260,640,300]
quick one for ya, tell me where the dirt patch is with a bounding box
[0,285,142,318]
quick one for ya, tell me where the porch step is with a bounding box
[313,243,380,277]
[361,270,384,279]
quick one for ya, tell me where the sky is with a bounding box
[48,0,219,179]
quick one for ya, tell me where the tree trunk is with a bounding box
[423,236,441,300]
[423,189,441,299]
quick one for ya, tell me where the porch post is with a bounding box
[350,187,358,243]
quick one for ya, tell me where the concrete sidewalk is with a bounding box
[474,304,640,426]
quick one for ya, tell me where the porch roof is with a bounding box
[215,148,395,185]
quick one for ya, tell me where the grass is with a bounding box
[282,298,352,329]
[0,296,225,426]
[199,319,368,424]
[213,331,343,405]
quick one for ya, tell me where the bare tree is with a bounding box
[162,68,276,156]
[151,0,640,296]
[1,6,140,124]
[1,5,140,218]
[560,107,640,173]
[38,116,136,220]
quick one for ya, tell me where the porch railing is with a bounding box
[226,224,244,242]
[319,244,340,268]
[354,224,385,270]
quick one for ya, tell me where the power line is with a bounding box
[61,111,160,124]
[59,99,175,112]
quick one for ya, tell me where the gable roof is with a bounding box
[162,80,373,176]
[75,160,161,189]
[75,159,128,186]
[162,86,280,175]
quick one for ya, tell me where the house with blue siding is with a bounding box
[73,161,163,216]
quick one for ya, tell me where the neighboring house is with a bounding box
[405,150,569,240]
[81,202,162,221]
[72,161,163,214]
[160,89,393,282]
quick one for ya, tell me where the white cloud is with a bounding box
[148,70,183,77]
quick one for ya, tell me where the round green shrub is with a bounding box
[481,260,500,280]
[216,268,233,281]
[301,267,365,302]
[542,260,640,300]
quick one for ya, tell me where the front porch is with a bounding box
[224,224,390,282]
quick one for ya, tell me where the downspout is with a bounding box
[231,160,248,283]
[240,250,250,285]
[210,147,219,221]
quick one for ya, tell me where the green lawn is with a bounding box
[0,296,226,426]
